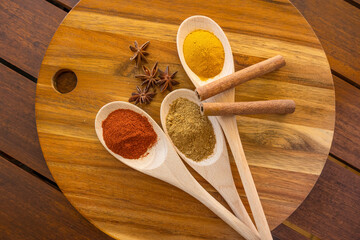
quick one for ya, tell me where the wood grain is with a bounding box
[0,64,52,179]
[272,223,308,240]
[287,159,360,240]
[352,0,360,5]
[0,156,113,240]
[59,0,79,9]
[331,76,360,169]
[35,0,335,239]
[290,0,360,84]
[0,0,66,77]
[271,75,360,238]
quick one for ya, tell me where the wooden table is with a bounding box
[0,0,359,239]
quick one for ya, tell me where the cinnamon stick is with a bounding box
[195,55,285,101]
[201,100,295,116]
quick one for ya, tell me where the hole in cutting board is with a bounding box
[52,69,77,94]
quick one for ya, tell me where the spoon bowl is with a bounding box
[95,101,167,171]
[95,101,260,240]
[177,15,235,88]
[160,89,224,167]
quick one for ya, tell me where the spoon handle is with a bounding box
[191,184,260,240]
[217,116,273,240]
[216,181,258,234]
[151,153,260,240]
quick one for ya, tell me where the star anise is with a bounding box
[129,40,150,68]
[129,86,156,104]
[158,66,179,92]
[135,62,159,90]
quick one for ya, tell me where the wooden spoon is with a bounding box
[160,88,257,234]
[177,15,272,240]
[95,101,260,240]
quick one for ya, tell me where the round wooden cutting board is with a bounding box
[35,0,335,239]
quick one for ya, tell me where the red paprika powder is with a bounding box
[102,109,157,159]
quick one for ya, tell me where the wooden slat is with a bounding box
[60,0,79,8]
[0,0,66,77]
[272,223,308,240]
[0,64,52,179]
[290,0,360,84]
[286,159,360,240]
[272,72,360,239]
[331,76,360,169]
[0,156,113,240]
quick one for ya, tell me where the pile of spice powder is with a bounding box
[183,29,225,80]
[166,98,216,162]
[102,109,157,159]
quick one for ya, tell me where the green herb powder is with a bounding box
[166,98,216,162]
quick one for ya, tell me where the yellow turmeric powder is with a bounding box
[183,30,225,80]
